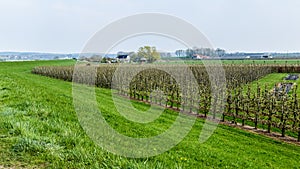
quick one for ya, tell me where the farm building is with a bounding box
[192,54,210,59]
[116,54,130,63]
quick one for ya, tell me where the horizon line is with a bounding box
[1,50,300,54]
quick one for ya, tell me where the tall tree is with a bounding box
[128,52,138,62]
[137,46,160,63]
[175,50,185,57]
[216,48,226,57]
[175,50,180,57]
[186,48,194,58]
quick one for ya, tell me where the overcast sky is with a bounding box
[1,0,300,53]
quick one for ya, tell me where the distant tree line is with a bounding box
[78,55,102,62]
[77,46,225,63]
[175,47,226,58]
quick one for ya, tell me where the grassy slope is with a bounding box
[0,60,299,168]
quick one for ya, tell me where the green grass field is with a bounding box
[1,60,300,168]
[242,73,300,94]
